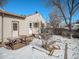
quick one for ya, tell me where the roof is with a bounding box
[0,10,46,22]
[0,9,25,19]
[25,11,39,17]
[75,21,79,24]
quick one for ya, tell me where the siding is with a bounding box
[3,17,27,42]
[0,13,46,42]
[25,13,46,34]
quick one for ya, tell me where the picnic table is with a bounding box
[5,35,27,50]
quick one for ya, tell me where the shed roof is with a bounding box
[0,9,25,19]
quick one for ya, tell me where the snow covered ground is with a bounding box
[0,35,79,59]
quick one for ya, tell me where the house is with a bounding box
[61,20,79,30]
[72,21,79,30]
[0,10,46,42]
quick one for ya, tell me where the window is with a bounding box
[13,23,17,31]
[41,23,44,28]
[76,25,79,27]
[29,23,32,28]
[34,23,39,28]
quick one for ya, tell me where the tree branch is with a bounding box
[59,6,69,26]
[67,0,71,14]
[73,2,79,9]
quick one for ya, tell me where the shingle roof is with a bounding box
[0,9,25,19]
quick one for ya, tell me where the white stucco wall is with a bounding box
[19,20,28,35]
[3,17,12,42]
[2,16,27,42]
[25,13,46,35]
[72,24,79,30]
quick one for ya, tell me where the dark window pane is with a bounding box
[13,23,17,31]
[34,23,39,28]
[29,23,32,28]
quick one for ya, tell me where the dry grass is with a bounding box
[40,33,60,55]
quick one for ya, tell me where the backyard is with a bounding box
[0,0,79,59]
[0,35,79,59]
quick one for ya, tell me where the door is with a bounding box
[29,22,32,35]
[12,21,19,37]
[29,28,32,35]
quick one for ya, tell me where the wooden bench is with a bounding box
[5,35,27,49]
[5,37,22,49]
[20,35,27,43]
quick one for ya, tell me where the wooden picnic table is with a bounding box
[7,37,22,43]
[20,35,27,43]
[5,35,27,49]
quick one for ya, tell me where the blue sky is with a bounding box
[3,0,51,21]
[1,0,79,22]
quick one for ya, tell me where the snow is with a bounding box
[0,35,79,59]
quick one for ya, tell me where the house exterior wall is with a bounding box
[19,20,29,36]
[2,16,27,42]
[72,24,79,30]
[3,17,12,42]
[25,13,46,35]
[0,13,46,42]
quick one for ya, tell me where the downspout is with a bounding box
[1,13,4,43]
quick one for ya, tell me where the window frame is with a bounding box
[33,22,39,28]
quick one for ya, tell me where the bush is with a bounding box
[72,32,79,38]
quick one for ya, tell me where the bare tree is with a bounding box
[45,0,79,38]
[49,11,62,29]
[0,0,8,8]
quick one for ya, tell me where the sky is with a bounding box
[1,0,79,22]
[2,0,51,22]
